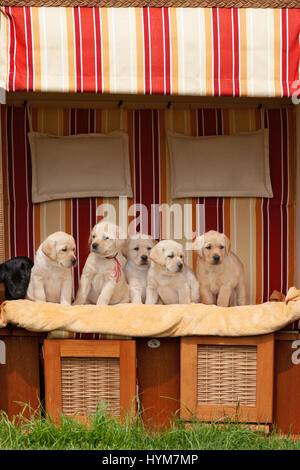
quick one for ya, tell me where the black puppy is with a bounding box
[0,256,34,300]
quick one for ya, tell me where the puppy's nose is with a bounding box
[92,242,98,250]
[177,262,183,270]
[141,255,148,262]
[213,254,220,262]
[71,258,76,266]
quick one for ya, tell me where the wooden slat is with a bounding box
[120,340,136,420]
[44,340,62,423]
[60,340,121,358]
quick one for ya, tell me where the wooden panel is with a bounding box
[60,340,121,358]
[44,339,136,423]
[256,334,274,423]
[180,335,274,423]
[273,335,300,434]
[44,340,62,423]
[136,338,180,429]
[0,336,40,420]
[120,341,136,420]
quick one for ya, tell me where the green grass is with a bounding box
[0,405,299,450]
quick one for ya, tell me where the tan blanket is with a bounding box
[0,287,300,337]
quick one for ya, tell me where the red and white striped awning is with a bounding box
[0,6,299,97]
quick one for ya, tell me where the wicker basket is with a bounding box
[197,345,257,407]
[61,357,121,417]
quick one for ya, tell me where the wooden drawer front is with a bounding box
[180,335,274,424]
[44,339,136,423]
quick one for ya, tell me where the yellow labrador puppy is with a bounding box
[123,234,156,304]
[192,230,247,307]
[26,231,76,305]
[145,240,200,305]
[74,221,129,306]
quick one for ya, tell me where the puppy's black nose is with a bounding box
[92,243,98,250]
[177,262,183,270]
[141,255,148,262]
[71,258,76,266]
[213,254,220,262]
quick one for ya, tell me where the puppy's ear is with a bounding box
[192,235,205,257]
[149,244,165,266]
[222,234,231,254]
[42,238,57,261]
[120,239,129,257]
[0,263,5,283]
[88,225,96,246]
[115,226,127,252]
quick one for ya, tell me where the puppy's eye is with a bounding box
[180,255,183,259]
[134,247,139,251]
[147,247,151,251]
[103,235,110,240]
[206,245,211,250]
[92,235,96,239]
[61,248,67,252]
[220,245,224,250]
[168,254,174,259]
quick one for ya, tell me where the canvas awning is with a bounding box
[0,6,299,97]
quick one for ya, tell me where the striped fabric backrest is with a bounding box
[0,105,295,304]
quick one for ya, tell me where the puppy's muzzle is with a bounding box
[176,262,183,271]
[213,254,220,264]
[140,255,148,265]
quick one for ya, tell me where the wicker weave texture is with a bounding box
[1,1,299,7]
[61,357,121,417]
[197,345,257,407]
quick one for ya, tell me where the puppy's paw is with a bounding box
[96,298,108,306]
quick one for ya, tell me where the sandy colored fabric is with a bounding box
[0,286,300,337]
[167,129,273,199]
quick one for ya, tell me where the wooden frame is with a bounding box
[44,339,136,423]
[0,328,43,421]
[274,333,300,434]
[180,334,275,423]
[136,338,180,429]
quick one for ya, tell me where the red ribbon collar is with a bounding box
[105,254,122,283]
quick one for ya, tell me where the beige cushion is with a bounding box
[28,131,133,203]
[167,129,273,199]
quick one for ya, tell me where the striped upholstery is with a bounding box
[0,7,299,96]
[0,104,295,305]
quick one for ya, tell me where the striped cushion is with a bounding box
[0,8,299,97]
